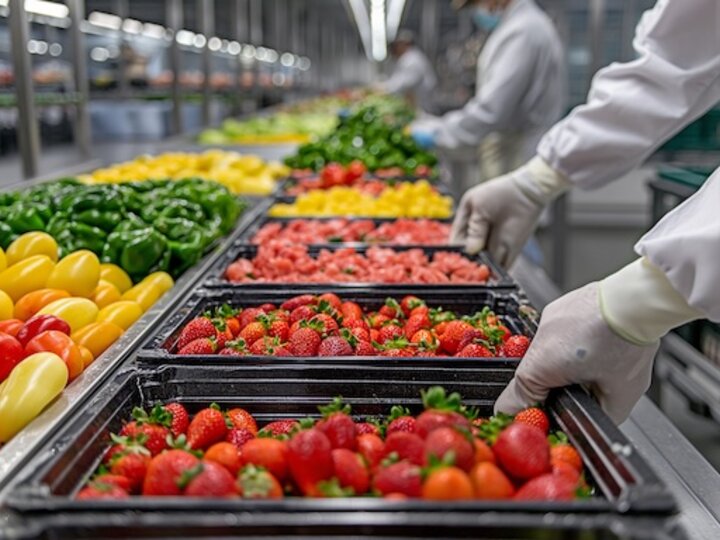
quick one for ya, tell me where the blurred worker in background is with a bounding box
[410,0,566,191]
[376,30,438,114]
[449,0,720,424]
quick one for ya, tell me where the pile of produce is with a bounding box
[284,107,437,174]
[252,219,451,246]
[225,244,490,285]
[269,181,452,219]
[169,293,526,358]
[0,233,175,442]
[80,150,289,196]
[0,178,244,281]
[76,387,588,501]
[198,113,339,145]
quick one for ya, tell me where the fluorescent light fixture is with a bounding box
[280,52,294,67]
[228,41,241,55]
[266,49,279,63]
[88,11,121,30]
[208,37,222,51]
[193,34,206,48]
[122,18,142,34]
[90,46,110,62]
[25,0,68,19]
[142,22,166,40]
[176,29,195,46]
[370,0,387,62]
[348,0,372,61]
[386,0,406,41]
[241,44,256,59]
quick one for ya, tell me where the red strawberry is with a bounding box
[348,326,371,342]
[356,422,380,436]
[318,336,353,356]
[237,464,283,499]
[317,412,357,450]
[176,317,216,350]
[357,433,385,470]
[238,307,263,329]
[318,293,342,312]
[226,408,258,434]
[400,295,425,317]
[455,328,486,352]
[383,432,425,466]
[142,450,200,496]
[260,419,299,437]
[492,423,551,480]
[311,314,339,336]
[552,460,581,483]
[287,429,334,496]
[456,343,493,358]
[240,438,289,480]
[424,427,474,472]
[514,407,550,434]
[372,461,422,497]
[331,448,369,494]
[410,329,437,351]
[403,313,431,339]
[438,321,474,355]
[368,313,390,330]
[379,298,403,319]
[340,301,364,321]
[289,327,322,356]
[549,433,583,472]
[378,324,404,344]
[121,406,172,456]
[110,452,151,492]
[381,347,415,357]
[410,305,430,319]
[281,294,317,312]
[219,339,249,356]
[187,405,228,450]
[415,387,471,439]
[177,337,217,355]
[239,321,266,344]
[514,473,576,501]
[213,321,233,349]
[343,318,369,332]
[258,303,277,313]
[103,434,147,464]
[164,403,190,438]
[92,474,132,492]
[387,406,416,435]
[500,335,531,357]
[181,460,239,497]
[249,336,290,356]
[77,481,129,500]
[226,427,255,449]
[290,305,316,325]
[355,340,377,356]
[268,320,289,341]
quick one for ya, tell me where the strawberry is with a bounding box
[258,303,277,313]
[403,313,431,340]
[212,320,233,349]
[181,460,239,497]
[331,448,370,494]
[237,464,283,499]
[552,460,581,483]
[340,301,364,321]
[289,327,322,356]
[424,427,474,472]
[287,428,334,496]
[410,305,430,319]
[500,335,531,357]
[219,339,249,356]
[260,419,299,437]
[318,336,353,356]
[311,314,339,336]
[514,407,550,434]
[348,325,371,342]
[142,449,200,496]
[164,403,190,438]
[318,293,342,312]
[400,295,425,317]
[455,328,486,352]
[178,337,216,355]
[240,438,289,480]
[176,317,216,350]
[226,427,255,449]
[355,422,380,436]
[372,461,422,497]
[238,307,263,329]
[383,432,425,466]
[77,481,129,500]
[415,387,472,439]
[281,294,317,312]
[121,406,172,456]
[205,442,242,475]
[514,472,576,501]
[268,320,289,341]
[354,340,377,356]
[456,343,493,358]
[110,452,151,493]
[549,432,583,472]
[239,321,266,344]
[187,404,228,450]
[368,313,390,330]
[387,405,416,435]
[290,305,316,325]
[249,336,291,356]
[492,423,550,480]
[377,324,403,344]
[343,318,369,332]
[410,329,437,351]
[93,474,132,492]
[438,321,474,355]
[381,346,415,357]
[357,433,385,470]
[379,298,403,319]
[226,408,258,434]
[103,434,147,464]
[317,404,357,450]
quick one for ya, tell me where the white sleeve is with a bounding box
[382,54,425,95]
[434,29,537,151]
[538,0,720,188]
[635,168,720,321]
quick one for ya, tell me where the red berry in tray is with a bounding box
[492,423,551,481]
[514,408,550,435]
[187,405,228,450]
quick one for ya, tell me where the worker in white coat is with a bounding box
[449,0,720,423]
[411,0,566,190]
[377,30,437,114]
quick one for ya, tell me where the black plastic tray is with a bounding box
[137,288,537,365]
[4,365,676,526]
[204,243,517,289]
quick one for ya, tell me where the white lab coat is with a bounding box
[382,46,437,113]
[435,0,566,186]
[537,0,720,321]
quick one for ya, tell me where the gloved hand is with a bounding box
[411,129,436,150]
[495,258,703,424]
[450,156,570,267]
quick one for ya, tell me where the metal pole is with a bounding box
[198,0,213,127]
[67,0,91,159]
[166,0,183,134]
[9,0,40,178]
[249,0,263,44]
[420,0,439,61]
[588,0,606,91]
[550,193,569,289]
[231,0,245,115]
[115,0,129,96]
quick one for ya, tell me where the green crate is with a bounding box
[657,166,709,190]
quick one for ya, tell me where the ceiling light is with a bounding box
[370,0,387,62]
[25,0,68,19]
[88,11,121,30]
[386,0,406,42]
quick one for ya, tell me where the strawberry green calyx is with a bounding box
[548,431,570,446]
[132,404,173,428]
[339,328,359,347]
[388,405,411,421]
[384,298,404,319]
[421,452,456,479]
[318,396,352,417]
[317,477,354,498]
[429,307,456,324]
[476,413,514,444]
[420,386,479,420]
[166,434,203,457]
[176,463,204,490]
[239,465,279,498]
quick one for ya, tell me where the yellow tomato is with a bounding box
[46,250,100,298]
[121,282,162,312]
[77,345,94,369]
[0,255,55,302]
[91,280,122,309]
[0,247,6,273]
[99,263,133,294]
[72,321,124,359]
[37,297,99,333]
[5,232,59,266]
[0,290,13,320]
[0,352,68,442]
[140,272,174,295]
[96,301,143,330]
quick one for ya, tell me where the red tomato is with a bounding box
[16,314,71,347]
[321,163,346,188]
[0,332,25,381]
[25,330,84,381]
[345,160,367,183]
[0,319,24,338]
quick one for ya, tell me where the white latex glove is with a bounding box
[495,258,703,424]
[450,156,570,267]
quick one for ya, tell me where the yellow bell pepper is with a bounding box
[91,280,122,309]
[0,352,68,442]
[5,232,59,266]
[96,300,143,330]
[139,272,174,295]
[99,263,133,294]
[0,247,6,273]
[37,297,99,333]
[0,255,55,302]
[0,290,13,321]
[121,282,162,312]
[46,250,101,298]
[71,321,124,359]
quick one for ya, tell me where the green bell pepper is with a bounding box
[3,203,47,233]
[0,222,17,249]
[75,209,124,232]
[153,216,206,274]
[102,227,169,280]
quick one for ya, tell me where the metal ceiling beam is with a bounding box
[166,0,183,134]
[68,0,92,158]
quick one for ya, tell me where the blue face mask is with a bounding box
[472,6,503,32]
